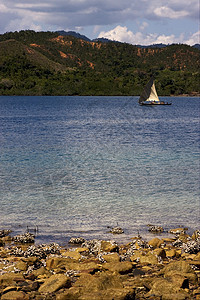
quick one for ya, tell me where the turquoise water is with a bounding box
[0,96,199,245]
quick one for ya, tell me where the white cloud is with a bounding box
[154,6,188,19]
[139,22,148,31]
[5,16,42,32]
[98,25,198,45]
[184,31,200,45]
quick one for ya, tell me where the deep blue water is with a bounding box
[0,96,199,245]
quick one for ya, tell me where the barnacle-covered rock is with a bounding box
[147,224,164,233]
[0,230,12,238]
[109,227,124,234]
[9,243,61,259]
[181,240,200,254]
[69,237,85,244]
[12,232,35,244]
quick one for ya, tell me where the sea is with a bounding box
[0,96,199,245]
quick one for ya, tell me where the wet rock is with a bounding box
[109,227,124,234]
[69,237,85,244]
[38,274,71,293]
[147,224,164,233]
[13,232,35,244]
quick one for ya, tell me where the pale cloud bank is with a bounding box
[98,26,199,46]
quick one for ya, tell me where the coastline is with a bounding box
[0,227,199,299]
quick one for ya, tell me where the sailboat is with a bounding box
[139,77,172,106]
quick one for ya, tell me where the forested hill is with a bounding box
[0,30,199,96]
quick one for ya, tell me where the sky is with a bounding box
[0,0,199,45]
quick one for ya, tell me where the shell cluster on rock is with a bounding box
[9,243,61,259]
[12,232,35,244]
[68,237,85,244]
[0,230,12,238]
[109,226,124,234]
[147,224,164,233]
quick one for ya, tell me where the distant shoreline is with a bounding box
[0,94,199,97]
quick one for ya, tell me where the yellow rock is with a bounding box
[73,272,124,291]
[153,248,166,259]
[66,260,102,273]
[148,278,189,299]
[130,251,158,265]
[62,250,81,260]
[101,241,118,253]
[102,261,134,274]
[148,237,161,249]
[46,257,73,270]
[38,274,71,293]
[0,273,24,286]
[139,253,158,265]
[163,260,198,284]
[15,261,28,271]
[166,249,176,258]
[162,238,176,243]
[1,291,28,300]
[2,286,17,293]
[102,253,120,263]
[22,256,39,266]
[32,266,51,277]
[75,247,89,254]
[170,274,189,288]
[194,252,200,260]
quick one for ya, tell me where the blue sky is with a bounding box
[0,0,199,45]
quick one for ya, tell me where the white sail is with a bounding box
[139,77,160,104]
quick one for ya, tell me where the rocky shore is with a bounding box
[0,227,199,300]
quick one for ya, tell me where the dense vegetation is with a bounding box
[0,30,199,96]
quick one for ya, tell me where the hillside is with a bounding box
[0,30,199,96]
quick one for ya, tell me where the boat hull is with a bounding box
[139,102,172,106]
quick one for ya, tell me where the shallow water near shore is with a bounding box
[0,96,199,245]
